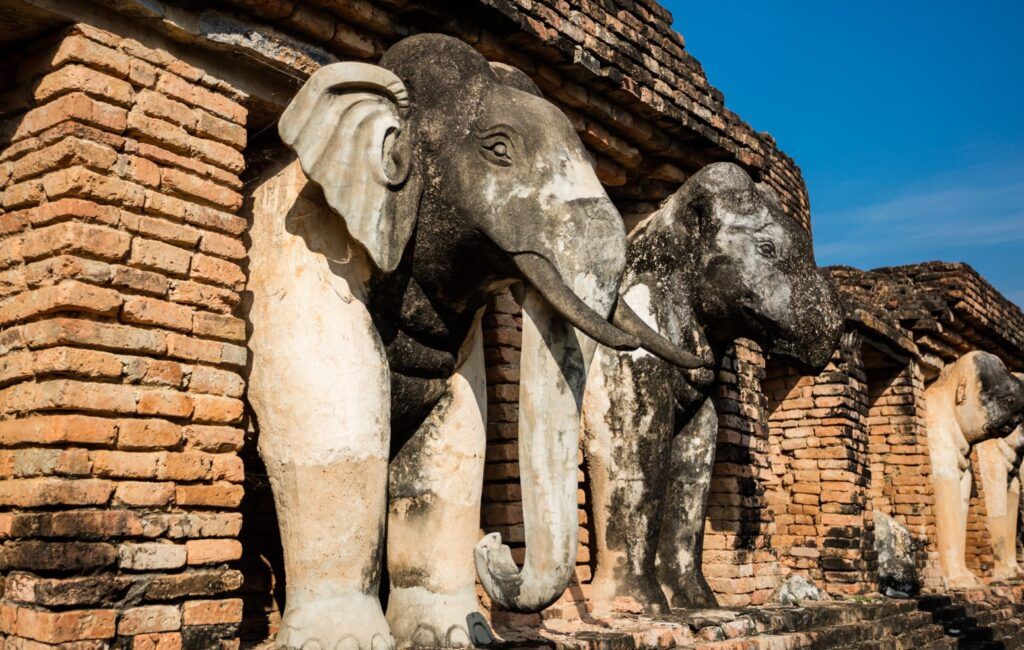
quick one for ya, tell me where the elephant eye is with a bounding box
[756,240,777,259]
[481,136,513,166]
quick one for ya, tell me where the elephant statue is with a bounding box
[924,353,1024,589]
[246,34,706,649]
[582,162,843,613]
[976,390,1024,582]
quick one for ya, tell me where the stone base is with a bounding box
[484,584,1024,649]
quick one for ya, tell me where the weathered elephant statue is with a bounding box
[924,354,1024,588]
[583,162,843,613]
[976,393,1024,582]
[246,34,705,649]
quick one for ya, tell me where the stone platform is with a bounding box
[487,585,1024,650]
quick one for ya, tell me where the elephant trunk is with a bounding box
[473,285,586,611]
[772,268,844,371]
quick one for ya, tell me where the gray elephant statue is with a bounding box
[582,162,843,613]
[923,352,1024,589]
[246,34,705,649]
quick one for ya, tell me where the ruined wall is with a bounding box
[0,24,247,648]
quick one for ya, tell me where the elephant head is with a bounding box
[278,34,705,614]
[631,162,843,370]
[944,351,1024,445]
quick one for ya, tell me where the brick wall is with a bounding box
[702,340,782,607]
[0,24,247,648]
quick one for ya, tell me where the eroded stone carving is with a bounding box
[975,374,1024,582]
[247,34,703,649]
[873,511,920,597]
[923,353,1024,589]
[582,162,843,614]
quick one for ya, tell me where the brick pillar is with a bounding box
[703,340,782,606]
[764,335,875,596]
[0,24,247,648]
[866,359,940,589]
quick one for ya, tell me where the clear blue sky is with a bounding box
[663,1,1024,307]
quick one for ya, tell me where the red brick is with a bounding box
[21,317,167,355]
[1,379,139,416]
[51,35,131,78]
[21,221,130,262]
[34,64,133,106]
[128,238,191,276]
[43,165,147,208]
[123,296,193,332]
[180,599,242,626]
[11,605,117,643]
[191,394,243,424]
[92,450,160,479]
[118,605,181,635]
[133,632,183,650]
[136,389,194,418]
[191,311,246,343]
[185,539,242,565]
[183,425,243,452]
[114,481,175,506]
[175,482,243,508]
[0,478,113,507]
[117,418,181,449]
[158,451,213,481]
[211,454,244,482]
[0,281,121,327]
[168,280,238,314]
[0,414,117,447]
[123,357,184,388]
[14,93,127,139]
[190,253,244,290]
[135,89,198,130]
[11,137,119,182]
[188,366,244,398]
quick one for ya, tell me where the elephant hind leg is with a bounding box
[386,326,487,649]
[585,355,674,616]
[657,398,720,609]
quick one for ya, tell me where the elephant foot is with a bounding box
[276,593,395,650]
[990,565,1024,583]
[588,574,670,617]
[386,585,479,649]
[943,571,984,591]
[667,572,719,610]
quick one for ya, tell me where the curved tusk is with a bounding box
[611,298,712,369]
[513,252,638,351]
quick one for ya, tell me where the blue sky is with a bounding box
[662,1,1024,307]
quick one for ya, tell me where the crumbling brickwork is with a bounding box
[702,341,782,607]
[0,24,247,648]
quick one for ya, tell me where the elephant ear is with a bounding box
[279,62,413,273]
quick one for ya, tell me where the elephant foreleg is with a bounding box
[248,159,395,650]
[930,437,981,589]
[657,398,719,608]
[386,323,487,649]
[584,355,675,615]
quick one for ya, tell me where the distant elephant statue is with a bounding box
[976,392,1024,582]
[582,162,843,613]
[246,34,705,649]
[924,353,1024,589]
